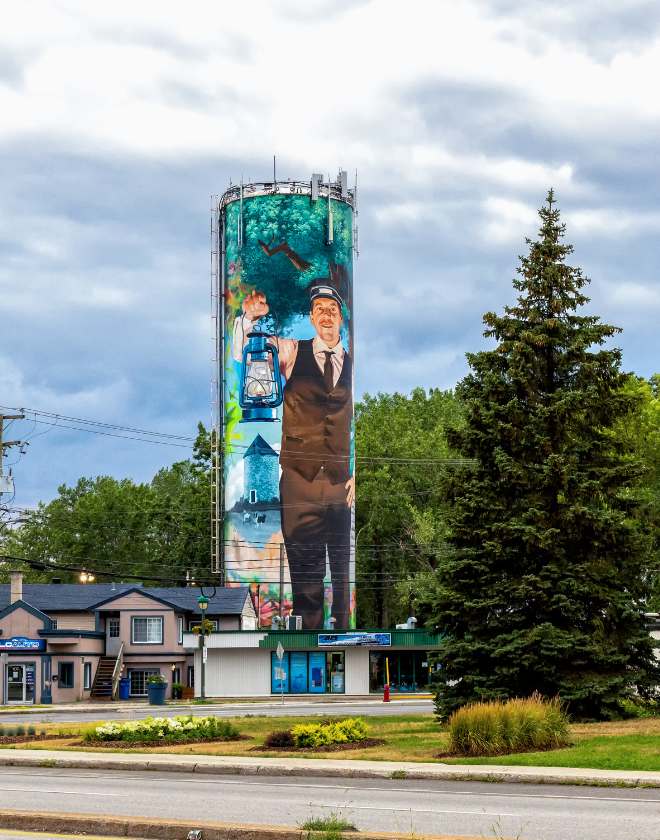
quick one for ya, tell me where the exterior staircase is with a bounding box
[90,657,117,700]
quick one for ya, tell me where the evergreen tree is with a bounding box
[430,192,659,719]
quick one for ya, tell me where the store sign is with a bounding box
[318,633,391,648]
[0,637,46,651]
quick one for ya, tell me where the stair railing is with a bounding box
[111,642,125,700]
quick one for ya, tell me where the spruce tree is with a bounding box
[430,192,659,719]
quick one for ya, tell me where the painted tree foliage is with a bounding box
[430,193,660,720]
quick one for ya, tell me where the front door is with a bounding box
[106,617,121,656]
[6,664,36,704]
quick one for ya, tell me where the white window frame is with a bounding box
[188,619,218,631]
[83,662,92,690]
[108,618,120,638]
[131,616,163,645]
[177,616,183,645]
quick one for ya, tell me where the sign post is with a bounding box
[276,641,284,706]
[0,652,7,706]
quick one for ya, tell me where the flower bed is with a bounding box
[250,737,386,753]
[83,714,241,743]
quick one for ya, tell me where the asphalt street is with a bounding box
[0,766,658,840]
[0,698,434,724]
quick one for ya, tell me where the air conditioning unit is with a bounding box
[285,615,302,630]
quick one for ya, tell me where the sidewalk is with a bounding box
[2,746,659,788]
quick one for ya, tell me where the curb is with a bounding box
[0,809,494,840]
[2,748,660,787]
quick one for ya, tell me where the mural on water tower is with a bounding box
[221,178,356,631]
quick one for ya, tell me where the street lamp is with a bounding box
[198,594,209,701]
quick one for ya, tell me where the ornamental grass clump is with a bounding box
[448,693,570,756]
[83,714,239,742]
[291,717,369,748]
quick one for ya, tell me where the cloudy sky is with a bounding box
[2,0,660,508]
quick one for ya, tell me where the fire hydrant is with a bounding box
[383,684,390,702]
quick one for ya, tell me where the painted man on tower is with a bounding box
[232,265,354,630]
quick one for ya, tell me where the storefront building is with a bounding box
[183,629,443,697]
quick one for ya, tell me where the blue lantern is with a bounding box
[239,326,283,422]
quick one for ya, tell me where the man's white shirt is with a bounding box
[233,315,345,387]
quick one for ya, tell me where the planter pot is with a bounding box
[146,682,168,706]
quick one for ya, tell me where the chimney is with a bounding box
[10,570,23,604]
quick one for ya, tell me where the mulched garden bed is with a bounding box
[0,734,73,745]
[435,741,573,759]
[250,738,386,753]
[75,734,252,749]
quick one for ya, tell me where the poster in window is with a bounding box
[308,651,326,693]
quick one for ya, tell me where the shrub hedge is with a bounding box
[291,717,369,748]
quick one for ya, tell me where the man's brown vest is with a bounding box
[280,339,353,484]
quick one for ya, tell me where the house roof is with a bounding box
[0,584,254,616]
[244,433,278,458]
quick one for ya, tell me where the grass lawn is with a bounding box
[4,715,660,773]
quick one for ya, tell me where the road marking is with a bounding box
[309,803,521,817]
[0,771,658,804]
[0,787,126,796]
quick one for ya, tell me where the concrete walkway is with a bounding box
[0,746,658,788]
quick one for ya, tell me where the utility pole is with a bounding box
[0,413,24,496]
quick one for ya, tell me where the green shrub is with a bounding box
[292,718,369,748]
[0,726,4,736]
[83,714,240,742]
[448,693,570,756]
[40,730,47,736]
[5,728,16,736]
[16,726,25,736]
[27,726,36,735]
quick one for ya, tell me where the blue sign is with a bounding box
[308,651,326,693]
[318,633,391,647]
[271,650,289,693]
[0,637,46,652]
[290,652,308,694]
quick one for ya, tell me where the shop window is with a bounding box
[84,662,92,690]
[327,651,345,693]
[128,669,159,696]
[108,618,120,638]
[399,651,416,692]
[132,617,162,644]
[271,651,290,693]
[270,652,344,694]
[59,662,74,688]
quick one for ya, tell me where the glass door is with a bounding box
[7,665,25,703]
[327,651,345,693]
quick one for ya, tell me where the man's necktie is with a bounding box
[323,351,334,391]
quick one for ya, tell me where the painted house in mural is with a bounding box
[243,434,279,506]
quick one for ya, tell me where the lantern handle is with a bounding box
[199,585,217,600]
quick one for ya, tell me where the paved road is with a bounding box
[0,698,434,724]
[0,766,658,840]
